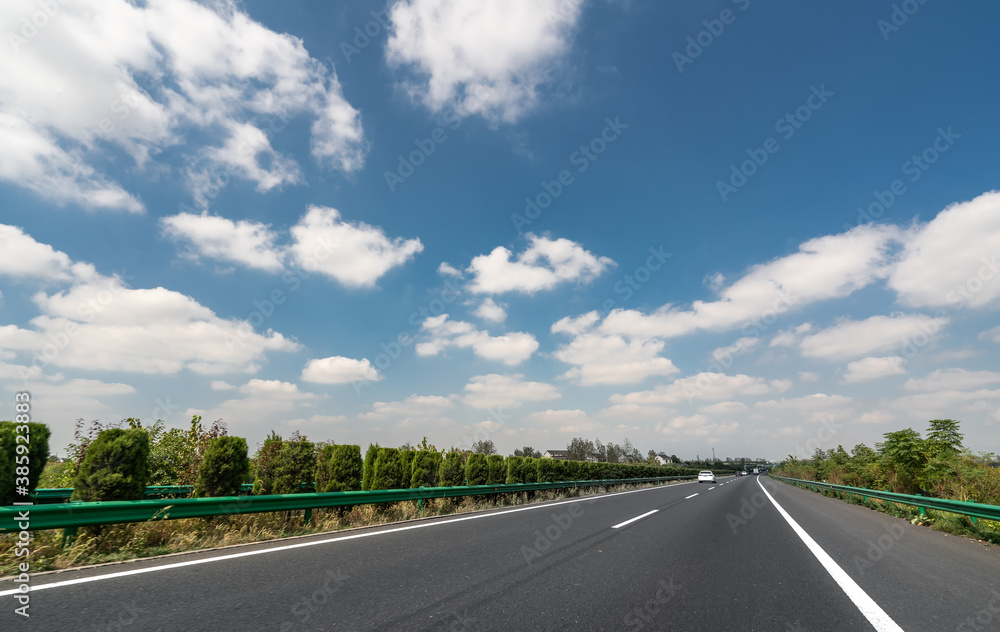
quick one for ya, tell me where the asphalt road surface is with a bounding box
[4,475,1000,631]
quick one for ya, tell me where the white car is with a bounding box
[698,470,716,484]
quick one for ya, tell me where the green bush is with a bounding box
[272,439,315,494]
[438,451,465,487]
[537,457,560,482]
[486,455,505,484]
[251,431,284,494]
[400,449,416,481]
[361,443,380,490]
[0,421,51,506]
[370,448,404,490]
[193,436,249,497]
[315,444,336,492]
[504,456,524,484]
[466,453,488,485]
[325,444,363,492]
[409,450,442,488]
[521,457,538,483]
[71,428,149,502]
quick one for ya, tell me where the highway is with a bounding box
[6,475,1000,631]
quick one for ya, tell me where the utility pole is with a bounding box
[712,448,716,462]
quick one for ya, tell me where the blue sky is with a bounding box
[2,0,999,460]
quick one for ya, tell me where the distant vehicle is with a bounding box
[742,470,748,476]
[698,470,716,484]
[753,467,760,474]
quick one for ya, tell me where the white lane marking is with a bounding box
[757,478,904,632]
[611,509,659,529]
[0,480,699,596]
[708,486,716,490]
[685,493,699,499]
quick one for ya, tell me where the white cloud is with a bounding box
[798,371,819,383]
[889,191,1000,308]
[0,0,366,212]
[800,314,948,361]
[210,380,236,391]
[979,326,1000,344]
[301,356,381,384]
[843,356,905,383]
[552,332,679,386]
[160,212,284,272]
[599,223,899,339]
[903,368,1000,392]
[288,206,423,288]
[0,224,93,281]
[659,414,739,438]
[552,311,602,336]
[416,314,538,365]
[472,298,507,323]
[437,262,463,278]
[524,409,596,433]
[466,234,613,294]
[364,394,455,420]
[711,336,759,361]
[2,274,299,375]
[698,401,750,416]
[238,378,313,398]
[462,373,560,409]
[386,0,582,123]
[770,323,812,347]
[610,373,789,406]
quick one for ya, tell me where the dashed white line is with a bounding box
[611,509,659,529]
[685,493,699,499]
[757,478,904,632]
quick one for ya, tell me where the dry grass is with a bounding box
[0,481,676,577]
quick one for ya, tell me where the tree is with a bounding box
[273,438,316,494]
[194,436,249,497]
[486,455,505,484]
[252,431,284,494]
[438,450,465,486]
[647,450,658,465]
[409,450,442,488]
[72,428,149,502]
[370,448,404,490]
[466,453,488,485]
[566,437,596,461]
[471,439,497,455]
[877,428,925,494]
[324,444,363,492]
[514,446,540,459]
[0,420,51,505]
[361,443,380,490]
[926,419,963,458]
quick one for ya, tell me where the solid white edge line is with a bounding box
[685,493,699,499]
[0,479,699,596]
[611,509,658,529]
[757,478,904,632]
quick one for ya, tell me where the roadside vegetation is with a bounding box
[772,419,1000,545]
[1,416,703,576]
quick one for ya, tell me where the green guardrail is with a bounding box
[770,475,1000,524]
[2,476,697,535]
[30,483,318,503]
